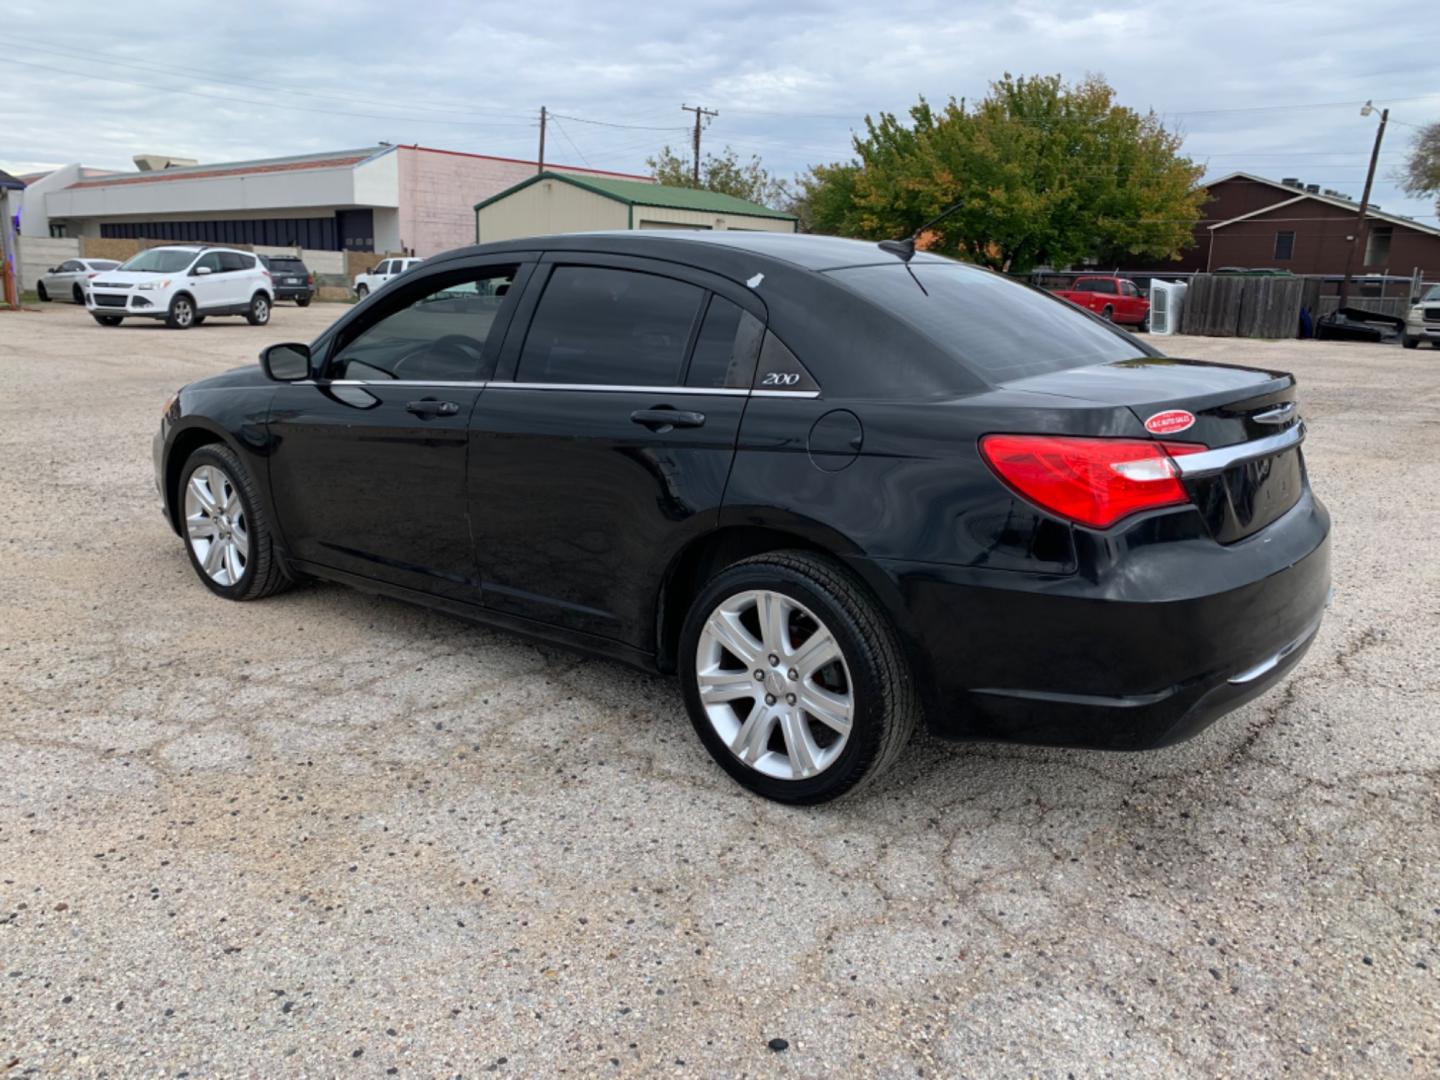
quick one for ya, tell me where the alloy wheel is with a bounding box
[174,299,194,327]
[184,465,249,587]
[694,589,854,781]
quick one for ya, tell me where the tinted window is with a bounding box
[685,296,763,388]
[1087,279,1117,295]
[59,260,82,272]
[267,257,305,272]
[119,249,198,273]
[218,251,251,272]
[330,267,518,382]
[827,262,1146,383]
[90,260,120,271]
[518,266,703,386]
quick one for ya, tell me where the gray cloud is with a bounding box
[3,0,1436,219]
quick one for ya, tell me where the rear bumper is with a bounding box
[272,285,314,301]
[869,489,1332,750]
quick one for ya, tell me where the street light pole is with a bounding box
[1336,101,1389,309]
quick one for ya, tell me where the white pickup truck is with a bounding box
[352,257,422,298]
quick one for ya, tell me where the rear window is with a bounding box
[265,257,305,271]
[826,262,1148,383]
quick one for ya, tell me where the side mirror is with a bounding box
[260,342,311,382]
[194,266,212,275]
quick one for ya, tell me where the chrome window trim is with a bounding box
[1174,420,1305,479]
[308,380,821,398]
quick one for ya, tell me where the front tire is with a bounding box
[355,284,369,299]
[678,551,918,804]
[72,284,84,304]
[246,292,271,326]
[92,315,122,326]
[178,444,291,601]
[166,294,197,329]
[1101,305,1114,322]
[1403,335,1419,349]
[37,282,50,302]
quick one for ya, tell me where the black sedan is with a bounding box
[153,232,1330,803]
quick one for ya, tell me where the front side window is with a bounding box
[192,252,223,274]
[119,248,198,273]
[373,260,391,275]
[329,266,519,383]
[59,260,83,272]
[517,266,704,386]
[1120,281,1139,297]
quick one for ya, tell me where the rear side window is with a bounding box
[218,252,253,272]
[684,296,764,388]
[1087,279,1117,295]
[827,263,1147,383]
[518,266,703,386]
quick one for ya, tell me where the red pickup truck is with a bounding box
[1051,276,1149,327]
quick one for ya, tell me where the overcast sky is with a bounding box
[3,0,1437,221]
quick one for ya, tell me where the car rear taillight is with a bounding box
[979,435,1207,529]
[307,273,315,286]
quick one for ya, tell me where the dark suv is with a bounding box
[152,232,1330,803]
[259,255,315,306]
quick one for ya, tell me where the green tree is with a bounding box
[801,74,1206,272]
[647,144,792,210]
[1399,121,1440,212]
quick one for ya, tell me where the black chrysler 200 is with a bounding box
[153,232,1330,803]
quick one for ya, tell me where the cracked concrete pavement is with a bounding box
[1,303,1437,1077]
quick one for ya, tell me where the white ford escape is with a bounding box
[86,245,275,330]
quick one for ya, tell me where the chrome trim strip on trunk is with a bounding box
[1252,402,1297,425]
[1173,420,1305,479]
[310,381,818,397]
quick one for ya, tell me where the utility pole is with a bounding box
[1337,102,1388,309]
[681,104,718,186]
[537,106,547,174]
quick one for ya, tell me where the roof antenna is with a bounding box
[877,200,966,262]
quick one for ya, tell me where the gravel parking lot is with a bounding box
[2,302,1437,1077]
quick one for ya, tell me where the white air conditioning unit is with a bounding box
[1148,279,1188,335]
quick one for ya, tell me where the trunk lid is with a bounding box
[1004,357,1305,542]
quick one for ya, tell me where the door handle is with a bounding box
[406,399,460,417]
[631,407,705,432]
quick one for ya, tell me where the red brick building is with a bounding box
[1132,172,1440,278]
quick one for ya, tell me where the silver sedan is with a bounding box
[37,258,122,304]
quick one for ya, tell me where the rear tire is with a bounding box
[72,284,84,304]
[166,294,197,330]
[246,292,271,326]
[37,282,50,302]
[177,444,292,601]
[1403,335,1419,349]
[92,315,123,327]
[678,551,918,804]
[1101,305,1114,322]
[296,296,312,308]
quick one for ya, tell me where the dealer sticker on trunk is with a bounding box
[1144,409,1196,435]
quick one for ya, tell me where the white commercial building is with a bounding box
[23,145,651,258]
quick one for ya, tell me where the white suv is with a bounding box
[353,256,422,298]
[87,245,274,330]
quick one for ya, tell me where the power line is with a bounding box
[549,116,591,168]
[551,113,688,133]
[681,104,718,184]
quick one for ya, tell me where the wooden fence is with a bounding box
[1179,275,1305,339]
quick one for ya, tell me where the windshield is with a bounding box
[827,261,1152,383]
[1423,285,1440,303]
[120,249,198,274]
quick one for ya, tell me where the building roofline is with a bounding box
[1203,172,1440,237]
[473,170,798,221]
[1207,184,1440,238]
[404,144,649,182]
